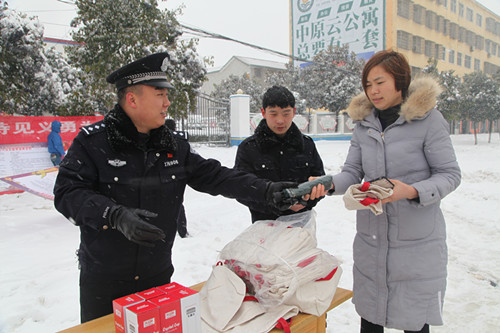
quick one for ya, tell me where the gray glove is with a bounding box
[108,205,165,247]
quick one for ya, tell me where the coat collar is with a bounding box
[103,104,177,153]
[346,76,443,122]
[254,119,304,153]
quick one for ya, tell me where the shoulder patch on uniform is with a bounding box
[171,130,189,141]
[303,134,313,140]
[81,121,106,136]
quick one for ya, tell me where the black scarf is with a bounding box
[376,104,401,131]
[103,104,177,153]
[254,119,304,153]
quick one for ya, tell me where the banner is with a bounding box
[0,167,58,200]
[291,0,384,63]
[0,115,103,145]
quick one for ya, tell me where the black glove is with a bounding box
[108,205,165,247]
[265,181,299,212]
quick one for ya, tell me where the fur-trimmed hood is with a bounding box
[346,76,443,122]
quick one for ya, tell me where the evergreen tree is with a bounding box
[423,59,463,132]
[67,0,207,117]
[437,70,463,133]
[210,74,265,112]
[298,44,364,115]
[462,71,494,144]
[0,3,77,115]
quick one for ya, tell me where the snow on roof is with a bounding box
[233,56,287,69]
[208,55,287,73]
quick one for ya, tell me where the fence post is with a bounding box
[229,93,251,146]
[338,113,345,134]
[311,112,318,135]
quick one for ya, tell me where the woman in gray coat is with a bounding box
[330,50,461,332]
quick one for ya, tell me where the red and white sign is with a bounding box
[0,115,103,145]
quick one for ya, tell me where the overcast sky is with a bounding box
[8,0,500,69]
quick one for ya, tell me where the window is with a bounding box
[426,11,435,30]
[464,55,471,68]
[476,14,482,27]
[449,49,455,64]
[466,8,473,22]
[425,40,435,57]
[450,23,458,39]
[485,40,491,54]
[466,30,474,47]
[459,3,464,17]
[436,16,443,32]
[398,0,411,19]
[413,36,424,53]
[254,68,262,78]
[397,30,411,50]
[435,44,445,60]
[486,18,496,33]
[474,59,480,71]
[413,5,424,24]
[457,52,462,66]
[458,27,465,43]
[475,36,484,51]
[493,43,497,56]
[450,0,457,13]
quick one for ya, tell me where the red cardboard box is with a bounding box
[169,287,201,333]
[137,287,165,300]
[113,293,144,333]
[149,294,182,333]
[125,301,160,333]
[156,282,184,293]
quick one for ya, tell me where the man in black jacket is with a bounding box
[53,53,324,323]
[234,85,326,222]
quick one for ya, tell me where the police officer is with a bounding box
[54,53,324,323]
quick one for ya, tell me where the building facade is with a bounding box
[290,0,500,75]
[392,0,500,75]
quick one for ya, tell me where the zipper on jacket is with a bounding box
[381,132,385,142]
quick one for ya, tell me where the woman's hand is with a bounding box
[381,179,418,204]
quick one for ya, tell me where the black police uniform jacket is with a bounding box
[234,120,325,222]
[54,105,269,282]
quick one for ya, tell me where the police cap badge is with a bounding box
[106,52,174,90]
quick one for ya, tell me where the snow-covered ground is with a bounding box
[1,133,499,333]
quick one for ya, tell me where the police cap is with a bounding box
[106,52,174,90]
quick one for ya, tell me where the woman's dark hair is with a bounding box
[262,85,295,109]
[361,50,411,99]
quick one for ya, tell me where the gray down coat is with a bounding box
[332,76,461,330]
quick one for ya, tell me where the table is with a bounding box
[58,283,352,333]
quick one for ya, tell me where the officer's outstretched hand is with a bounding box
[265,181,299,211]
[108,205,165,247]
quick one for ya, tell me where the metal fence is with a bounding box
[178,93,230,146]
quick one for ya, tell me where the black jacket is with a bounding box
[54,105,269,282]
[234,120,325,222]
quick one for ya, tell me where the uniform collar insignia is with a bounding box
[108,159,127,167]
